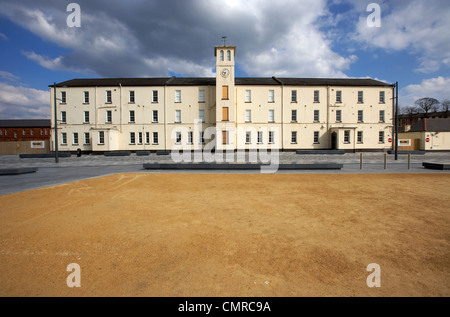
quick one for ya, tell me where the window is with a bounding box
[314,131,320,144]
[268,109,274,123]
[336,110,342,123]
[257,131,263,144]
[31,129,34,136]
[14,131,17,138]
[98,131,104,144]
[188,131,193,144]
[291,110,297,122]
[153,110,158,123]
[106,90,112,103]
[269,131,275,144]
[145,132,150,144]
[22,129,26,136]
[222,107,229,121]
[268,90,274,103]
[129,110,135,123]
[199,89,205,103]
[138,132,143,144]
[152,90,158,103]
[84,111,90,123]
[245,110,251,122]
[358,110,364,123]
[84,132,90,145]
[40,129,43,135]
[222,130,228,145]
[153,132,158,144]
[379,91,385,103]
[336,91,342,103]
[222,85,229,100]
[227,50,231,61]
[199,131,205,144]
[61,111,66,123]
[84,91,89,104]
[344,130,350,143]
[291,90,297,102]
[245,131,251,144]
[61,132,67,145]
[129,91,135,103]
[130,132,136,145]
[61,91,66,103]
[358,91,363,103]
[175,110,181,123]
[220,50,224,61]
[379,131,385,143]
[199,110,205,123]
[106,110,112,123]
[73,133,79,145]
[291,131,297,144]
[245,90,251,102]
[379,110,385,123]
[175,90,181,103]
[314,110,319,122]
[314,90,319,103]
[357,131,363,143]
[176,132,181,144]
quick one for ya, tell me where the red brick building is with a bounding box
[0,119,51,142]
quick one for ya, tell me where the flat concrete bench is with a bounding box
[156,151,170,156]
[104,151,131,157]
[0,167,38,175]
[143,162,343,170]
[19,153,71,158]
[422,162,450,170]
[136,151,151,156]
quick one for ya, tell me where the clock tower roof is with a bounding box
[214,46,236,56]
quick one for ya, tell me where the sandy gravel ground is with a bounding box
[0,173,449,297]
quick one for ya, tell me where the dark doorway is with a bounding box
[331,132,337,150]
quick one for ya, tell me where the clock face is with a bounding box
[221,68,230,77]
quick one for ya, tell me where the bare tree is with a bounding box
[414,98,440,118]
[401,105,419,125]
[441,99,450,117]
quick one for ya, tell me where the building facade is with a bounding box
[0,119,51,142]
[50,45,395,152]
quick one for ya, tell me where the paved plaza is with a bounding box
[0,151,449,196]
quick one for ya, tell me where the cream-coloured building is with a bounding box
[50,45,395,152]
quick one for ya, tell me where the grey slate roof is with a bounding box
[0,119,51,128]
[409,118,450,132]
[275,77,393,87]
[52,77,393,87]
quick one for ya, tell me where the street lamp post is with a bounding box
[53,82,59,163]
[394,81,399,161]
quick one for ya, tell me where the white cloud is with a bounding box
[0,82,49,119]
[0,70,20,82]
[353,0,450,73]
[0,0,357,78]
[400,76,450,108]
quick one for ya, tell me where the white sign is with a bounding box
[30,141,45,149]
[398,139,411,147]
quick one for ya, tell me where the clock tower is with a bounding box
[215,44,236,150]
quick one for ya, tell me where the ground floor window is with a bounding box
[379,131,385,143]
[344,130,350,143]
[314,131,319,144]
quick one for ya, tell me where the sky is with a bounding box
[0,0,449,119]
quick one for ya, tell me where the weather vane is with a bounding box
[221,36,227,46]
